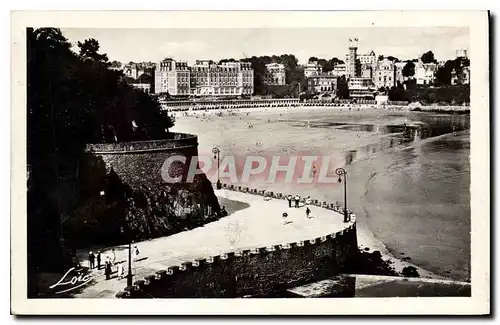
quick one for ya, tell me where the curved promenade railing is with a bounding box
[84,132,198,154]
[116,182,357,298]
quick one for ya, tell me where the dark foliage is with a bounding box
[402,61,416,77]
[402,266,420,277]
[420,50,437,64]
[352,249,399,276]
[407,85,470,105]
[336,75,350,99]
[27,27,174,277]
[435,57,470,86]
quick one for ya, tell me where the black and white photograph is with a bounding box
[10,10,490,315]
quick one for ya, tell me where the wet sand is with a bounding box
[172,106,470,281]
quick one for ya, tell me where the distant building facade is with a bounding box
[348,50,376,65]
[394,62,406,85]
[329,63,347,77]
[451,66,470,85]
[348,77,376,99]
[415,61,438,85]
[189,60,253,96]
[307,74,338,93]
[304,61,323,78]
[456,49,468,59]
[131,83,151,93]
[154,59,190,96]
[360,63,374,79]
[263,63,286,85]
[373,58,396,89]
[123,64,145,80]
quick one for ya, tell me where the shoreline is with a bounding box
[168,103,470,117]
[171,107,470,283]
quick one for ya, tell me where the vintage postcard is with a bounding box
[11,11,490,315]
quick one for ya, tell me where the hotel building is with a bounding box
[189,60,253,96]
[154,59,190,96]
[307,73,338,93]
[154,59,253,96]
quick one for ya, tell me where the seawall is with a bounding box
[68,132,221,246]
[116,183,358,298]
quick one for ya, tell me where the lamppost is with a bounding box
[121,227,133,287]
[212,146,222,189]
[335,168,349,223]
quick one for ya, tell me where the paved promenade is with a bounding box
[73,189,351,298]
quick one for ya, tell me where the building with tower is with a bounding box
[346,38,359,78]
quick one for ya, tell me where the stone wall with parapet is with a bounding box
[73,133,220,246]
[84,133,199,189]
[116,183,358,298]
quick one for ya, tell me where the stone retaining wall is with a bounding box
[116,182,358,298]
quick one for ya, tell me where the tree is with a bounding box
[308,56,318,63]
[435,65,452,86]
[219,58,236,64]
[336,75,349,99]
[110,60,122,68]
[27,27,174,276]
[77,38,110,67]
[420,51,436,64]
[387,56,400,62]
[402,61,416,77]
[388,86,408,101]
[378,55,384,61]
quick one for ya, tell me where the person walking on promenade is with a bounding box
[88,251,95,270]
[111,248,116,265]
[287,195,292,208]
[306,207,311,219]
[105,259,112,280]
[133,245,140,263]
[117,262,124,280]
[305,196,312,205]
[294,195,300,208]
[96,251,101,270]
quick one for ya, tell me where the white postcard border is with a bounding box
[10,10,490,315]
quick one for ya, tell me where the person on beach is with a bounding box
[294,195,300,208]
[306,207,311,219]
[88,251,95,269]
[96,251,101,270]
[286,195,292,208]
[282,212,288,225]
[221,206,228,217]
[111,248,116,265]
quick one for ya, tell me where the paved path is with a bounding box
[73,189,350,298]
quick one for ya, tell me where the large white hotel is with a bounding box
[154,58,254,97]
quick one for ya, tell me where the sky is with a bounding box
[60,27,469,65]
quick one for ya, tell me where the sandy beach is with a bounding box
[171,106,470,282]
